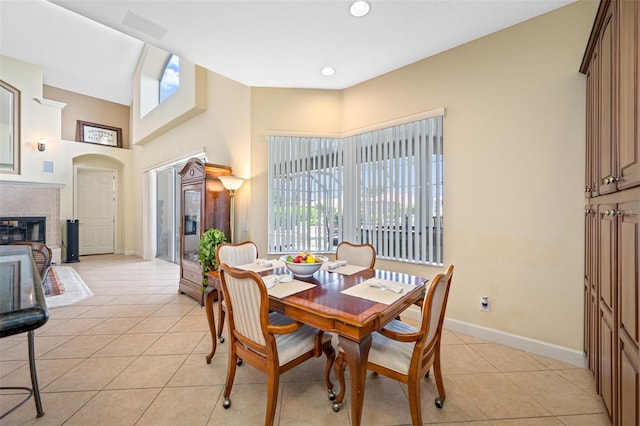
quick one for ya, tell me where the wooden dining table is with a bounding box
[204,262,427,426]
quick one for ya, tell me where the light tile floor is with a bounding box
[0,254,610,425]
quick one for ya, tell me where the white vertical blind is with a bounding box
[268,114,443,265]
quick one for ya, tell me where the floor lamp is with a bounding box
[218,175,244,243]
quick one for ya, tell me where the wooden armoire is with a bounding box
[580,1,639,424]
[178,158,231,304]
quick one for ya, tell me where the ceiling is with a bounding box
[0,0,574,106]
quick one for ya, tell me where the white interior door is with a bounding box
[78,168,115,255]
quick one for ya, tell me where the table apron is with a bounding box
[273,291,422,342]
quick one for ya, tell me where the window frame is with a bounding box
[267,109,444,266]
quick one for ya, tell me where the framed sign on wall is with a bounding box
[76,120,122,148]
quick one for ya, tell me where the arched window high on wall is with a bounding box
[139,47,180,118]
[160,55,179,103]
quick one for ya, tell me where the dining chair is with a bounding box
[215,241,259,343]
[12,242,52,282]
[331,264,454,424]
[335,241,376,268]
[218,263,335,426]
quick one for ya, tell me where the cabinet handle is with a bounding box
[604,176,620,185]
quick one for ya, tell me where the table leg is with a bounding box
[204,287,217,364]
[27,330,44,417]
[338,334,372,426]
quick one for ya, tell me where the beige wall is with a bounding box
[131,67,251,257]
[43,85,130,148]
[249,88,344,253]
[1,0,599,358]
[249,1,598,351]
[0,55,134,258]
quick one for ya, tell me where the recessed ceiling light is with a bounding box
[321,67,336,76]
[350,1,370,17]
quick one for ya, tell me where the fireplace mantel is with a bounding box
[0,180,65,188]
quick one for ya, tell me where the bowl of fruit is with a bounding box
[280,252,328,278]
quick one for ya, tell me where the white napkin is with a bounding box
[262,274,293,289]
[256,259,274,267]
[367,280,404,294]
[327,260,347,270]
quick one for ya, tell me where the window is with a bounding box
[139,47,180,118]
[267,112,444,265]
[159,55,179,103]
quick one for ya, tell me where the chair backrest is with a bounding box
[12,242,52,278]
[417,264,454,357]
[336,242,376,268]
[219,264,270,350]
[216,241,258,268]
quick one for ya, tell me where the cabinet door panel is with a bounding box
[586,51,600,197]
[618,200,639,426]
[599,10,616,195]
[619,336,639,426]
[618,0,640,190]
[598,203,617,420]
[585,206,599,372]
[600,309,615,419]
[600,204,617,311]
[619,201,639,346]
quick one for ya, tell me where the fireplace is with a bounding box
[0,217,46,245]
[0,182,62,263]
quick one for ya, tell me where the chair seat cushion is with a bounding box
[332,319,416,375]
[270,312,330,366]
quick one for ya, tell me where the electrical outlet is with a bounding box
[480,296,490,312]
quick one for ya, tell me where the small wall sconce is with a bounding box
[37,138,46,152]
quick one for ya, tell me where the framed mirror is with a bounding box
[0,80,20,174]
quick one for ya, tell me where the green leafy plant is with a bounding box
[198,228,227,290]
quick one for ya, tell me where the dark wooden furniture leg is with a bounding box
[338,335,372,426]
[204,287,217,364]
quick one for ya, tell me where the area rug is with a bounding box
[44,265,93,308]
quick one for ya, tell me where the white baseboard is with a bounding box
[401,307,586,368]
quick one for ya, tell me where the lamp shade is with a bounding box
[219,175,244,191]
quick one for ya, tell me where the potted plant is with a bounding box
[198,228,227,292]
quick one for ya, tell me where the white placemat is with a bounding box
[340,278,416,304]
[321,262,368,276]
[236,260,285,273]
[264,275,316,298]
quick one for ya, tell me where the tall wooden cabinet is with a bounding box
[580,1,640,424]
[178,158,231,304]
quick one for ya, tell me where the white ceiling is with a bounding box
[0,0,574,106]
